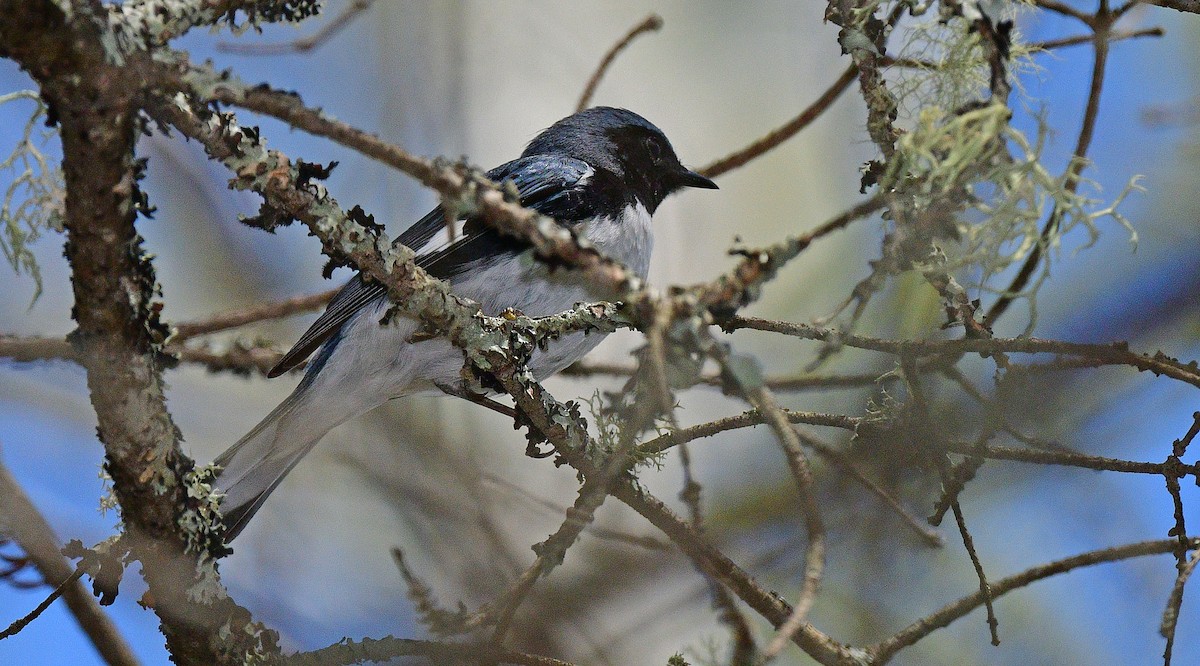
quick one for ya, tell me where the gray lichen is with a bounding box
[0,91,64,303]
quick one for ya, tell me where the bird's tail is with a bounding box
[214,385,328,541]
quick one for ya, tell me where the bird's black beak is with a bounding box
[677,168,718,190]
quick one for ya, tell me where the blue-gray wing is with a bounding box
[266,156,598,377]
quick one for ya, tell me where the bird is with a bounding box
[214,106,717,540]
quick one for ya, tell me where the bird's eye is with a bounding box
[645,136,664,162]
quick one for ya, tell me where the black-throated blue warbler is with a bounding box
[215,106,717,540]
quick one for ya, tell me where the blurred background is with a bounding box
[1,1,1199,664]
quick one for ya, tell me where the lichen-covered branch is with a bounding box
[0,2,273,663]
[156,58,641,293]
[115,0,322,49]
[281,636,578,666]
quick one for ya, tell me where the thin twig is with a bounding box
[881,27,1164,69]
[0,334,288,376]
[639,409,860,456]
[486,475,613,642]
[1161,549,1200,666]
[1165,413,1200,572]
[563,362,888,393]
[0,566,85,640]
[870,537,1200,662]
[707,342,825,662]
[0,457,137,663]
[797,432,944,547]
[174,288,337,340]
[700,63,858,178]
[610,483,854,664]
[677,425,759,663]
[951,500,1000,646]
[939,365,1069,453]
[1034,26,1163,50]
[724,316,1200,390]
[987,6,1114,324]
[576,14,664,112]
[478,474,669,551]
[664,312,759,662]
[1033,0,1096,23]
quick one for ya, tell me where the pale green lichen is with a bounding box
[825,4,1139,331]
[97,465,120,516]
[882,104,1139,328]
[890,7,1037,118]
[0,91,64,303]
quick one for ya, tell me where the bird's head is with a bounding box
[523,106,717,213]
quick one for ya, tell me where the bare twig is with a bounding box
[0,566,85,641]
[610,483,855,664]
[576,14,664,112]
[870,538,1200,663]
[950,500,1000,646]
[941,441,1196,476]
[700,64,858,178]
[0,334,289,377]
[479,474,669,551]
[939,366,1068,453]
[1161,549,1200,666]
[174,288,337,340]
[639,409,860,456]
[707,342,825,661]
[485,474,617,642]
[664,318,759,663]
[797,432,944,547]
[563,361,888,393]
[724,316,1200,390]
[0,457,138,663]
[1034,26,1163,50]
[1032,0,1095,23]
[1165,413,1200,572]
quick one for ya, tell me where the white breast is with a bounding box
[579,202,653,279]
[313,202,656,405]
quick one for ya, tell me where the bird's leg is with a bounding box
[436,382,517,418]
[435,382,555,458]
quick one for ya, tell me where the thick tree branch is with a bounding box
[0,3,273,663]
[117,0,322,48]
